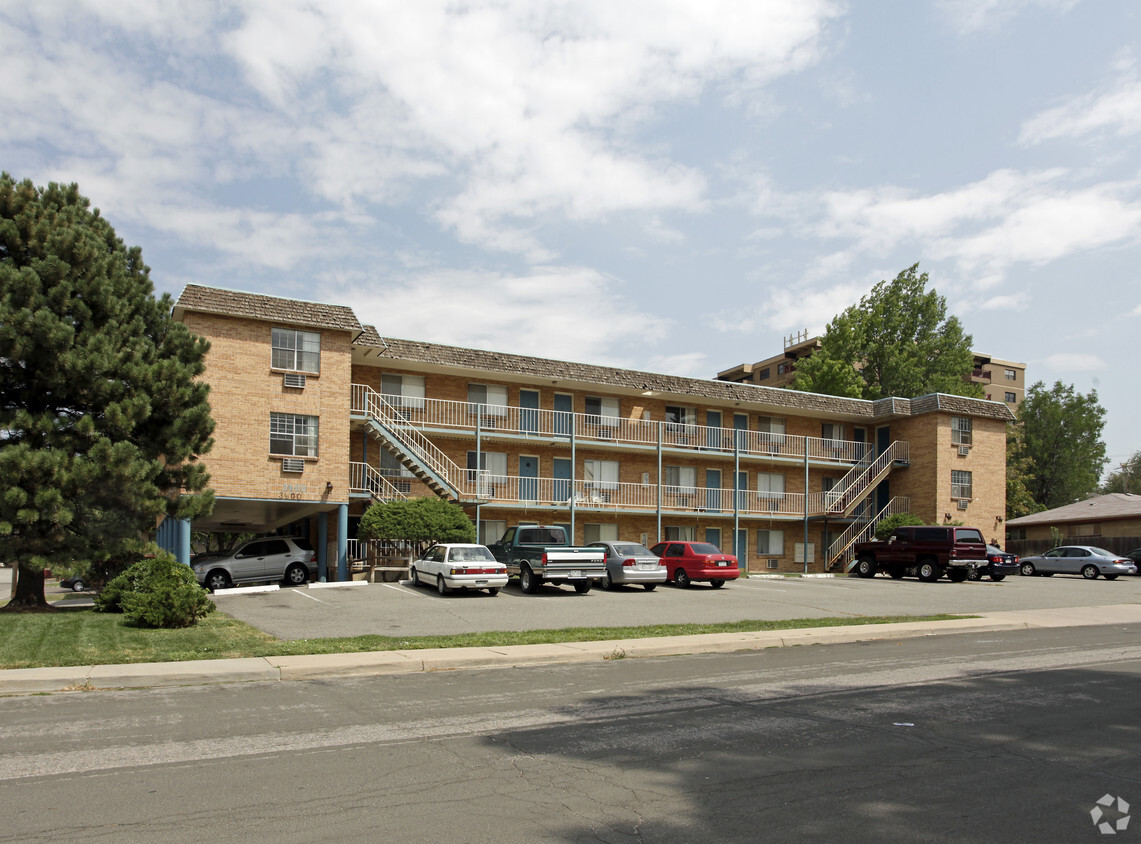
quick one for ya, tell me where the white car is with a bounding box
[409,543,508,595]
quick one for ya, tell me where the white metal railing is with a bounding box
[349,386,875,465]
[806,441,909,516]
[826,496,911,569]
[349,462,408,501]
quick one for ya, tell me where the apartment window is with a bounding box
[821,423,844,442]
[664,405,696,426]
[478,520,507,546]
[1007,528,1027,541]
[1005,392,1017,403]
[757,529,784,555]
[777,362,792,376]
[271,328,320,373]
[583,523,618,544]
[951,470,972,500]
[664,526,695,541]
[664,465,697,491]
[758,368,771,380]
[1004,369,1017,380]
[583,459,619,491]
[468,383,508,416]
[467,451,507,480]
[757,472,785,500]
[951,416,973,446]
[381,373,426,409]
[270,413,318,457]
[757,416,785,434]
[585,396,619,420]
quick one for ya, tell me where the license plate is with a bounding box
[717,561,728,566]
[569,570,582,578]
[474,580,487,586]
[638,564,655,570]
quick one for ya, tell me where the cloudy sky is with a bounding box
[3,0,1139,471]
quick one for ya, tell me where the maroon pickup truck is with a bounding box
[852,525,987,583]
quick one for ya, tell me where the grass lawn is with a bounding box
[0,605,967,670]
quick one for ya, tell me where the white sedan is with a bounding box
[409,543,508,595]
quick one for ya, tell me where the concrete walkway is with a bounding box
[3,603,1140,695]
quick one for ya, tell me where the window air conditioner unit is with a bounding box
[283,373,306,389]
[958,445,970,456]
[282,458,305,473]
[767,559,780,569]
[957,498,969,510]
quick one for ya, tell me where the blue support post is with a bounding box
[178,518,191,565]
[318,512,329,582]
[337,504,349,582]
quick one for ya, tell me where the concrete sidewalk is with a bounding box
[4,603,1140,695]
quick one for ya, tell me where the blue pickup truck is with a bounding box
[488,525,606,594]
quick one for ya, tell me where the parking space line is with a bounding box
[293,590,329,604]
[384,583,432,598]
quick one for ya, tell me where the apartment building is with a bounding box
[717,333,1027,412]
[167,285,1014,579]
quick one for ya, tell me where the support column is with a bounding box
[337,503,349,582]
[178,518,191,565]
[318,512,328,582]
[804,439,809,574]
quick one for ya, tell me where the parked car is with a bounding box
[967,545,1019,582]
[409,543,508,595]
[59,573,88,592]
[587,541,666,590]
[1018,546,1138,580]
[1126,548,1141,572]
[650,541,739,587]
[192,536,317,591]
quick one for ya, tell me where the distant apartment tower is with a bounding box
[716,332,1026,412]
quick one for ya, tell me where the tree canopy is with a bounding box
[1102,451,1141,495]
[791,264,981,400]
[1,174,215,609]
[358,497,476,554]
[1015,380,1107,511]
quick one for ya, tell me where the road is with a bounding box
[212,569,1141,640]
[3,623,1138,842]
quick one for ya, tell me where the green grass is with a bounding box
[0,607,968,670]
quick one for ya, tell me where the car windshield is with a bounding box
[690,543,722,554]
[449,546,496,562]
[612,543,652,556]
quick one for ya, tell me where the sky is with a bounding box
[2,0,1139,474]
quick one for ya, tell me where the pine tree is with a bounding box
[1,174,215,610]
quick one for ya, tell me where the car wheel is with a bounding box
[436,575,450,595]
[1020,562,1036,577]
[205,570,231,591]
[917,561,943,583]
[600,571,613,590]
[990,574,1006,582]
[519,565,540,594]
[487,587,500,596]
[573,580,592,594]
[709,579,725,589]
[1081,565,1099,580]
[1103,575,1118,581]
[284,563,308,586]
[674,568,691,588]
[855,555,877,578]
[966,567,981,581]
[946,568,968,583]
[409,567,419,587]
[643,584,657,592]
[71,579,85,592]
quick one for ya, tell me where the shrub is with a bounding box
[94,550,214,628]
[874,512,925,541]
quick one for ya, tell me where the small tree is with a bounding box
[358,497,476,555]
[792,264,980,400]
[94,548,214,628]
[1,175,215,610]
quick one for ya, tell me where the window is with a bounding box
[270,413,318,457]
[664,405,696,426]
[271,328,320,373]
[1005,392,1016,403]
[951,470,972,500]
[777,362,792,376]
[467,451,507,494]
[757,416,785,434]
[821,423,844,442]
[758,368,771,380]
[1004,368,1017,380]
[951,416,972,446]
[585,396,619,420]
[583,523,618,544]
[757,529,784,555]
[664,526,695,541]
[664,465,697,491]
[583,459,619,491]
[381,373,426,409]
[1007,527,1026,541]
[757,472,785,500]
[468,383,508,416]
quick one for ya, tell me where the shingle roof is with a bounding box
[356,329,1016,422]
[173,284,363,335]
[1006,493,1141,526]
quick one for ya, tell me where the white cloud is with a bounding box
[1041,353,1108,372]
[1019,69,1141,145]
[936,0,1081,34]
[977,292,1028,311]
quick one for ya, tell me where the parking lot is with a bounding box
[212,572,1141,641]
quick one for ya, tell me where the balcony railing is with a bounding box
[350,385,873,465]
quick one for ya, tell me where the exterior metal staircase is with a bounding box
[825,496,911,571]
[349,461,409,502]
[810,441,909,518]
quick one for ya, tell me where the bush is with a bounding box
[874,512,925,541]
[94,550,214,628]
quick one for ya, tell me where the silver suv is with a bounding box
[192,537,317,591]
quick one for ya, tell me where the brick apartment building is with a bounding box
[165,285,1014,580]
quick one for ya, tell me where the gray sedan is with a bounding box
[1018,546,1138,580]
[588,541,666,591]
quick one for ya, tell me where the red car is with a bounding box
[650,541,739,588]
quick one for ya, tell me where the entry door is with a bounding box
[553,457,572,503]
[735,470,748,510]
[734,529,748,562]
[520,389,539,435]
[853,427,867,461]
[733,413,749,449]
[519,455,539,501]
[705,469,722,511]
[554,393,573,437]
[706,410,722,449]
[876,425,890,457]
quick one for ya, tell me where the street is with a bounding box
[2,623,1139,842]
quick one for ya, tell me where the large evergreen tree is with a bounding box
[1016,380,1107,511]
[791,264,981,400]
[1,174,215,610]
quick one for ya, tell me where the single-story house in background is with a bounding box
[1006,493,1141,557]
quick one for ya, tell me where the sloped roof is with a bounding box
[1007,493,1141,526]
[173,284,363,335]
